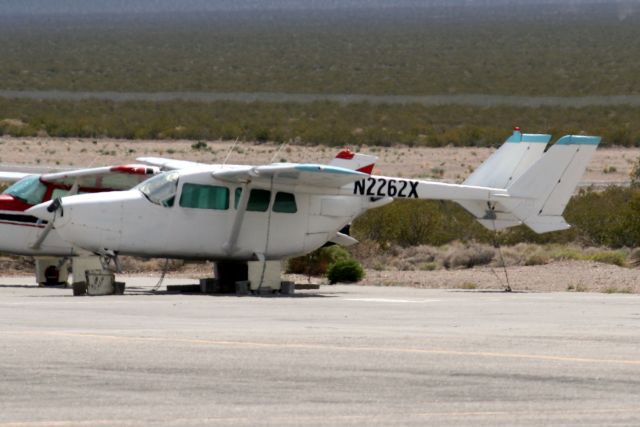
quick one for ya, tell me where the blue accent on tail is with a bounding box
[296,164,366,176]
[555,135,601,146]
[506,132,551,144]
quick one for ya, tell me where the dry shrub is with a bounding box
[0,255,34,272]
[442,243,495,269]
[387,245,441,271]
[524,254,549,266]
[630,247,640,267]
[119,256,185,273]
[349,240,389,269]
[403,245,438,265]
[347,239,630,274]
[496,243,550,266]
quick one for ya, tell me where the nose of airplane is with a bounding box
[26,200,56,223]
[26,190,141,253]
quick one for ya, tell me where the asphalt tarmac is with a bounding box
[1,276,639,427]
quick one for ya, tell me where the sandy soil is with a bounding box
[0,136,637,184]
[359,261,640,293]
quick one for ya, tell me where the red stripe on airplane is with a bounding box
[335,149,355,160]
[0,195,33,211]
[110,165,155,175]
[0,220,45,228]
[357,164,374,174]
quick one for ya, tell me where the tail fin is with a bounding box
[459,129,551,228]
[471,135,600,233]
[502,135,600,233]
[463,129,551,188]
[330,149,378,175]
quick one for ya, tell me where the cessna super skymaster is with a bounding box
[26,130,600,291]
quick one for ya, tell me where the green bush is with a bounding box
[287,245,352,276]
[327,259,365,284]
[2,97,640,148]
[589,251,627,267]
[352,186,640,249]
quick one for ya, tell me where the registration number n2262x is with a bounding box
[353,178,419,198]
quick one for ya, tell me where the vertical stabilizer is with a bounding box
[500,135,601,233]
[330,149,378,175]
[459,129,550,226]
[464,129,551,188]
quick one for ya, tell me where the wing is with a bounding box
[40,164,159,190]
[0,171,31,183]
[213,163,367,188]
[136,156,210,171]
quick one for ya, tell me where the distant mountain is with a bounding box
[1,0,635,16]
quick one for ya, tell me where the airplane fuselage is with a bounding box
[38,168,374,260]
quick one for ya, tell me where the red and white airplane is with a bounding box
[26,130,601,291]
[0,164,159,284]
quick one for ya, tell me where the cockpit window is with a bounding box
[135,171,179,207]
[2,175,47,205]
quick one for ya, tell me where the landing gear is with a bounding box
[209,260,293,295]
[214,261,248,293]
[35,257,69,286]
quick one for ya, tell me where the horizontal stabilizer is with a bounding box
[329,232,359,247]
[522,216,570,234]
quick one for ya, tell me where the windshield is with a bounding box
[2,175,47,205]
[135,170,179,207]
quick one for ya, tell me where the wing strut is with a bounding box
[223,181,251,255]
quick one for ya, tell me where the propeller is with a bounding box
[30,197,64,250]
[29,181,77,250]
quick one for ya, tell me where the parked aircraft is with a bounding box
[27,130,600,291]
[0,164,159,284]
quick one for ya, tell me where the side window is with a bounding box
[51,189,89,199]
[179,183,229,210]
[247,189,271,212]
[235,188,271,212]
[51,189,70,200]
[273,192,297,213]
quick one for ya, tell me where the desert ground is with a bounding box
[0,136,637,184]
[1,136,638,293]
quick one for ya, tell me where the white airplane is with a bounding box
[0,164,159,284]
[27,130,601,291]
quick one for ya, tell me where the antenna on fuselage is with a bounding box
[222,137,240,167]
[270,141,288,163]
